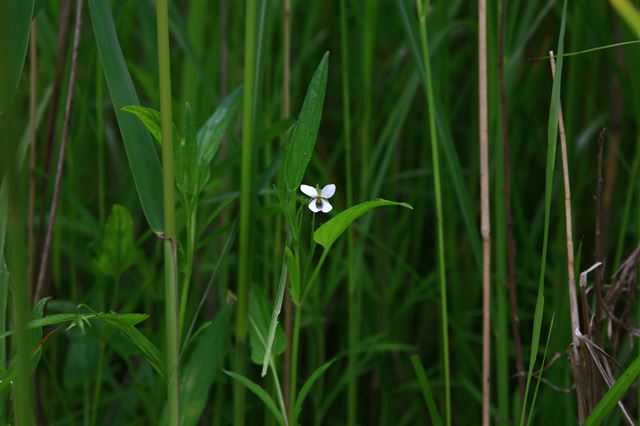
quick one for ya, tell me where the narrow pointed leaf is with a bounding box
[0,0,34,113]
[89,0,164,233]
[294,358,337,423]
[314,199,413,251]
[283,52,329,191]
[223,370,285,426]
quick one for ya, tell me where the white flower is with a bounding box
[300,184,336,213]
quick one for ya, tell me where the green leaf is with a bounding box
[283,52,329,192]
[293,358,337,423]
[121,106,163,143]
[197,86,242,166]
[89,0,164,233]
[0,0,34,113]
[249,287,286,365]
[611,0,640,38]
[181,102,198,198]
[410,355,442,426]
[93,205,141,278]
[223,370,285,426]
[160,304,232,426]
[285,246,300,303]
[261,254,288,377]
[314,199,413,251]
[101,315,164,378]
[585,353,640,425]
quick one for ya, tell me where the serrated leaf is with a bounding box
[314,199,413,251]
[93,204,141,278]
[283,52,329,192]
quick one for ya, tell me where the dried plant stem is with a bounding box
[594,129,606,323]
[28,20,37,291]
[550,51,587,423]
[35,0,83,302]
[42,0,72,174]
[497,0,525,402]
[478,0,491,423]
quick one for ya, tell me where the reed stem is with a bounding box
[156,0,180,422]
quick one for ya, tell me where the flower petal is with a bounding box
[308,198,321,212]
[320,184,336,199]
[300,184,318,198]
[320,198,333,213]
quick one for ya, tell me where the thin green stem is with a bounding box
[340,2,357,423]
[235,0,257,424]
[179,205,197,340]
[416,1,450,425]
[289,303,302,423]
[156,0,179,423]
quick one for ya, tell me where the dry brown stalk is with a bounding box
[550,51,589,423]
[594,129,606,325]
[35,0,83,301]
[478,0,491,423]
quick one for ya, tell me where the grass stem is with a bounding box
[235,0,258,423]
[156,0,180,422]
[416,1,451,424]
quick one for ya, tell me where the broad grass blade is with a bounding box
[89,0,164,233]
[0,0,34,113]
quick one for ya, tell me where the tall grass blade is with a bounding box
[584,354,640,425]
[89,0,164,233]
[410,354,443,426]
[521,0,568,423]
[610,0,640,38]
[0,0,34,113]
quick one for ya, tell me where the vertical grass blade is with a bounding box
[521,0,568,423]
[236,0,258,424]
[411,355,443,426]
[415,1,451,424]
[0,0,34,113]
[89,0,164,233]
